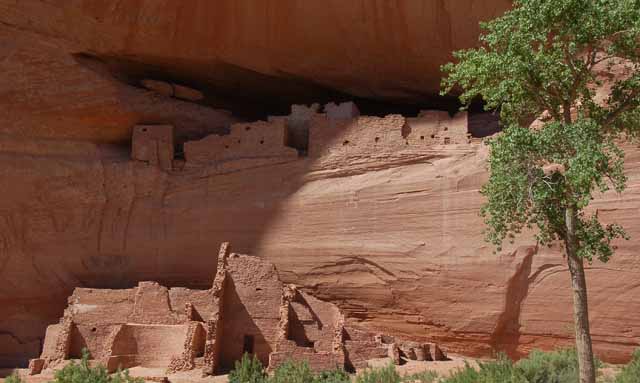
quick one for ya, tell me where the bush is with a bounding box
[4,372,23,383]
[402,370,438,383]
[228,353,268,383]
[614,349,640,383]
[228,355,350,383]
[52,349,143,383]
[441,356,514,383]
[312,368,350,383]
[440,349,601,383]
[270,360,315,383]
[514,349,582,383]
[356,363,402,383]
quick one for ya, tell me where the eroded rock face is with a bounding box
[0,24,236,143]
[1,105,639,368]
[2,0,640,371]
[0,0,511,110]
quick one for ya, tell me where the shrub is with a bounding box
[441,356,514,383]
[514,349,581,383]
[441,349,601,383]
[52,349,143,383]
[355,363,401,383]
[228,353,267,383]
[4,372,23,383]
[614,349,640,383]
[402,370,438,383]
[312,368,351,383]
[270,360,315,383]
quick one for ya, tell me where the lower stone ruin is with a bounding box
[27,243,448,378]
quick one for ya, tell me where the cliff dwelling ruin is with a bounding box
[3,3,640,380]
[26,243,447,379]
[1,97,510,372]
[130,100,498,174]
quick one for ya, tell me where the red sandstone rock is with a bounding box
[1,105,639,368]
[172,85,204,102]
[2,1,640,371]
[0,1,511,103]
[140,80,174,98]
[0,24,236,143]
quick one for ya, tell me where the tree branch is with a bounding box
[603,87,640,126]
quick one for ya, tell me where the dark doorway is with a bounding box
[243,335,254,355]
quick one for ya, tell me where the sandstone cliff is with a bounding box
[2,0,640,370]
[0,0,510,133]
[1,107,639,367]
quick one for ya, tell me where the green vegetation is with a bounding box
[269,360,315,383]
[441,357,513,383]
[440,349,586,383]
[6,348,640,383]
[355,363,402,383]
[312,368,351,383]
[229,353,268,383]
[223,350,640,383]
[441,1,640,382]
[4,372,23,383]
[52,349,143,383]
[402,370,439,383]
[228,355,349,383]
[612,349,640,383]
[515,349,583,382]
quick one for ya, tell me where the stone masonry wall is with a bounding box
[218,253,283,370]
[184,120,298,172]
[131,125,175,171]
[203,242,229,374]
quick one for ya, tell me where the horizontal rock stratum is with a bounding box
[1,0,639,371]
[0,0,511,142]
[1,102,639,368]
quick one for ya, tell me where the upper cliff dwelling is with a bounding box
[129,98,500,171]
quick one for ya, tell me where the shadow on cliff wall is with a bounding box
[0,53,497,369]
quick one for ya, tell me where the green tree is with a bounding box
[441,1,640,383]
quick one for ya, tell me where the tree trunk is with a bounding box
[565,207,596,383]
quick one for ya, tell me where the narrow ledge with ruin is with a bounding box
[130,101,499,177]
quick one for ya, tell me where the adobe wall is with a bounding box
[267,285,346,373]
[184,120,298,172]
[39,325,62,360]
[268,349,344,373]
[308,110,470,165]
[203,242,229,374]
[40,282,218,363]
[30,241,404,376]
[167,321,207,372]
[169,288,217,323]
[218,254,283,370]
[343,327,394,370]
[109,323,191,368]
[131,125,174,171]
[154,102,473,177]
[289,292,342,353]
[66,283,218,327]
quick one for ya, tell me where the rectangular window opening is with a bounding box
[243,335,255,355]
